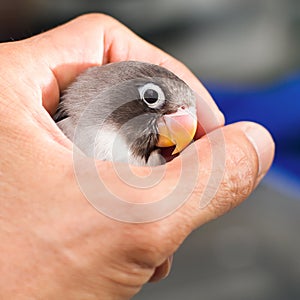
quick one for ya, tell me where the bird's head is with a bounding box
[103,62,197,163]
[55,61,197,165]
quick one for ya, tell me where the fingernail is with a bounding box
[242,123,275,178]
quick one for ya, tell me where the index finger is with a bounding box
[26,13,224,129]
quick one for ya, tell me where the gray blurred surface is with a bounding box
[134,183,300,300]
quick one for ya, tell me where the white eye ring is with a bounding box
[138,83,165,109]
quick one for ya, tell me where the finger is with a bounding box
[172,121,275,233]
[23,13,223,127]
[194,92,225,139]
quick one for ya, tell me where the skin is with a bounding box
[0,14,275,299]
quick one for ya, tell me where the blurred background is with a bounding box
[1,0,299,299]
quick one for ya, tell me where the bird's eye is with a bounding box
[139,83,165,109]
[144,89,159,104]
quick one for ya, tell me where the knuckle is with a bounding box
[77,13,119,26]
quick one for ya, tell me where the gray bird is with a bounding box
[54,61,197,166]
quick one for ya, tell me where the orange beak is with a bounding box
[156,106,197,154]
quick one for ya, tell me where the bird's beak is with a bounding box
[156,106,197,154]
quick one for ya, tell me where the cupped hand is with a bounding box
[0,14,274,299]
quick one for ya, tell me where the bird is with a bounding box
[54,61,197,166]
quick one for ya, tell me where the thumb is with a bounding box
[170,121,275,232]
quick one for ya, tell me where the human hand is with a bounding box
[0,14,274,299]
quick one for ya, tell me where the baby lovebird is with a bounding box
[54,61,197,166]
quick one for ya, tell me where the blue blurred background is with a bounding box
[1,0,299,299]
